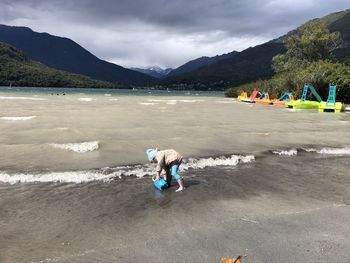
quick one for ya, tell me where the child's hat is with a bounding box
[146,149,157,161]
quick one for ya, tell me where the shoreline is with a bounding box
[1,154,350,262]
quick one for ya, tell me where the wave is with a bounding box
[49,141,99,153]
[272,149,298,156]
[0,116,36,121]
[215,100,235,104]
[0,96,46,101]
[287,109,302,112]
[148,99,204,104]
[181,155,254,170]
[146,99,203,104]
[180,99,204,103]
[147,99,175,103]
[304,147,350,155]
[139,102,158,105]
[0,154,255,184]
[272,146,350,156]
[78,98,94,102]
[147,99,176,102]
[0,171,116,184]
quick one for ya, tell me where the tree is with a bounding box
[273,20,345,73]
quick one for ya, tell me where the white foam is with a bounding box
[0,116,36,121]
[0,171,116,185]
[316,147,350,155]
[139,102,158,105]
[78,98,94,102]
[0,96,46,101]
[181,155,255,170]
[104,94,112,96]
[272,149,298,156]
[147,99,174,102]
[147,99,177,104]
[49,141,99,153]
[303,147,350,155]
[0,154,255,184]
[303,148,316,153]
[180,100,204,103]
[344,106,350,111]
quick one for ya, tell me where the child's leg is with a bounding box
[165,168,172,188]
[171,164,184,192]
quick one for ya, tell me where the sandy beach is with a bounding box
[1,152,350,263]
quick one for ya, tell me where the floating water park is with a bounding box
[237,83,345,113]
[254,92,273,105]
[272,92,294,106]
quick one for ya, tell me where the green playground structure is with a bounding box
[285,84,322,110]
[285,83,343,112]
[318,84,343,112]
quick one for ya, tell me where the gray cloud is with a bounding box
[0,0,349,68]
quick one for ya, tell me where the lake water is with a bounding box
[1,87,350,262]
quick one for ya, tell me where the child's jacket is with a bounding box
[155,149,183,173]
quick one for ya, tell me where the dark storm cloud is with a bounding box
[1,0,349,67]
[5,0,346,35]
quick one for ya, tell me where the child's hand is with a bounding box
[156,175,160,181]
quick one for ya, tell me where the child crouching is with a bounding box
[146,148,185,192]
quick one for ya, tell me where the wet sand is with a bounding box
[1,153,350,263]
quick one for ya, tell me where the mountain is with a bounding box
[322,9,350,58]
[0,25,157,86]
[167,51,238,77]
[131,51,238,79]
[163,9,350,90]
[130,66,173,78]
[162,40,285,89]
[0,42,125,88]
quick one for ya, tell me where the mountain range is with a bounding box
[162,9,350,89]
[130,66,173,79]
[131,51,239,79]
[166,51,238,78]
[0,25,156,86]
[0,9,349,89]
[0,42,125,88]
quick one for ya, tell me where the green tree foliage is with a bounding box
[224,87,241,97]
[273,21,345,73]
[289,21,343,59]
[226,20,350,103]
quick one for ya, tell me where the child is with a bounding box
[146,148,185,192]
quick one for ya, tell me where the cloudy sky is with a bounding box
[0,0,349,69]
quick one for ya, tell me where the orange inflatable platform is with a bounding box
[254,92,273,105]
[272,92,294,106]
